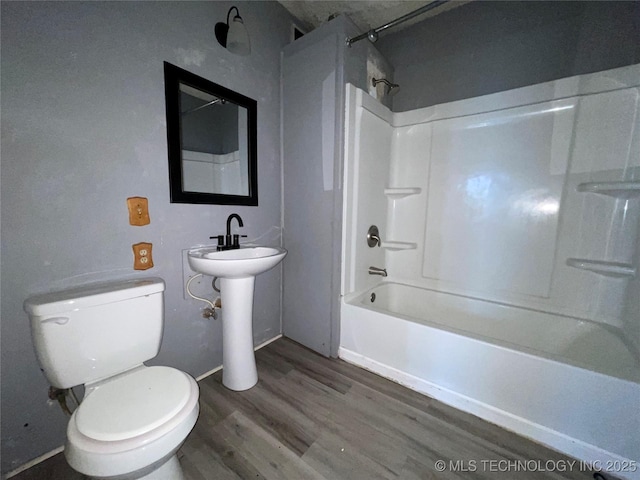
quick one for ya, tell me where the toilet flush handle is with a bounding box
[41,317,69,325]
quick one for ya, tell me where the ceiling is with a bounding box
[277,1,470,36]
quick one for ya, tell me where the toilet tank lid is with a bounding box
[24,277,165,317]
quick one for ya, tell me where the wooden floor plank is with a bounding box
[12,338,600,480]
[199,372,318,456]
[275,339,435,414]
[211,411,326,480]
[301,430,401,480]
[272,369,409,475]
[266,340,354,394]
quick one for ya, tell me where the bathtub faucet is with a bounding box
[368,266,387,277]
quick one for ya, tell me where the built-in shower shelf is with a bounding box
[576,181,640,199]
[380,241,417,251]
[566,258,636,278]
[384,187,422,199]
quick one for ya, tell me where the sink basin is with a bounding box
[188,246,287,278]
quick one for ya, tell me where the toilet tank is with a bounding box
[24,277,165,389]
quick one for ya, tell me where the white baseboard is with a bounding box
[338,347,639,480]
[5,446,64,479]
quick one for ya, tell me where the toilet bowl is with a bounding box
[24,277,200,479]
[65,366,199,479]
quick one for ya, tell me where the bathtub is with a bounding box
[340,282,640,479]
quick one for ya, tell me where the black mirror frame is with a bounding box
[164,62,258,205]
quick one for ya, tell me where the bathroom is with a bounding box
[1,1,639,479]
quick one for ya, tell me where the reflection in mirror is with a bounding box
[180,85,249,196]
[164,62,257,205]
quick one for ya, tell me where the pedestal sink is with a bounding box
[187,246,287,391]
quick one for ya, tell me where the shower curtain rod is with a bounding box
[346,0,448,46]
[181,97,226,115]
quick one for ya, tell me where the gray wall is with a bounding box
[378,1,640,111]
[281,16,392,357]
[0,1,295,473]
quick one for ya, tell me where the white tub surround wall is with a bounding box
[341,64,640,479]
[344,64,640,327]
[342,92,393,295]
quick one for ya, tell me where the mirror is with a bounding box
[164,62,258,205]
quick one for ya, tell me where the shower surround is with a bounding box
[340,64,640,478]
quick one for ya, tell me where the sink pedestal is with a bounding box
[220,277,258,391]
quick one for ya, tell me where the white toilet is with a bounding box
[24,277,200,479]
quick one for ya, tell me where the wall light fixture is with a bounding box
[215,6,251,56]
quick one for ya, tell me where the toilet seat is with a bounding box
[65,366,199,478]
[75,366,192,442]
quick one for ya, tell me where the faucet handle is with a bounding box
[209,235,225,251]
[232,235,249,249]
[367,225,381,247]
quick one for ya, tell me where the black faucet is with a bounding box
[227,213,243,236]
[211,213,245,250]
